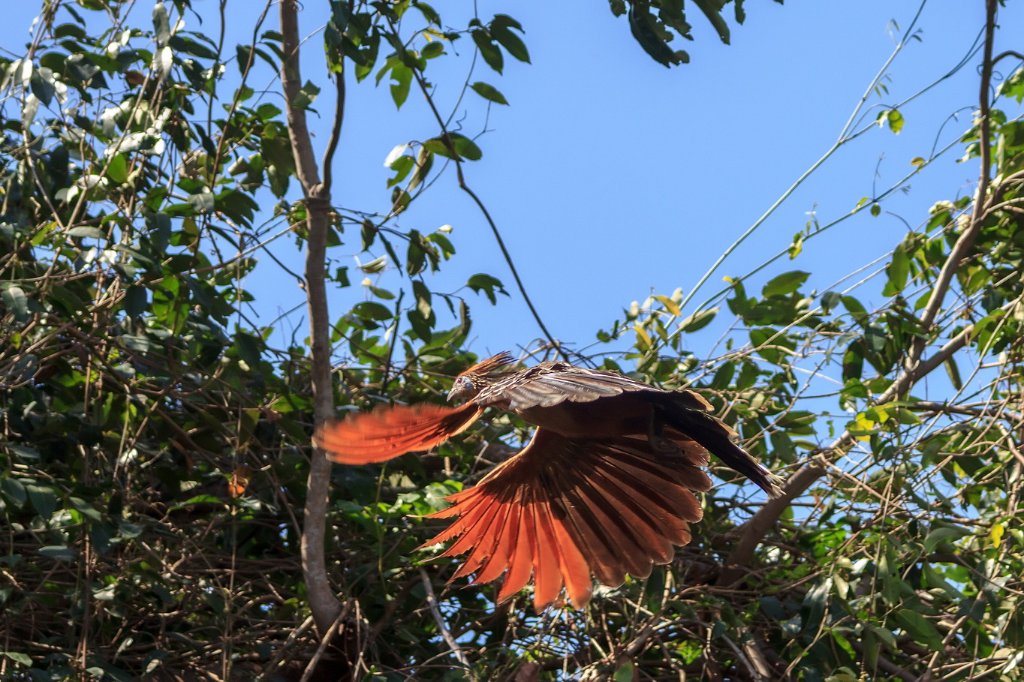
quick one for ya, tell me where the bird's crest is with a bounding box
[460,351,515,379]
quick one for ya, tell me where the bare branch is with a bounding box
[720,1,1002,582]
[300,600,353,682]
[279,0,343,634]
[722,322,973,580]
[905,0,997,370]
[391,17,567,360]
[321,72,346,193]
[419,568,473,676]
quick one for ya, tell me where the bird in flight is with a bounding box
[317,352,783,611]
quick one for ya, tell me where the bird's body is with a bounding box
[317,352,783,610]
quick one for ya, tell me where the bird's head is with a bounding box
[447,351,515,403]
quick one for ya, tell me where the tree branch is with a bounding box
[280,0,343,634]
[905,0,997,370]
[419,568,473,676]
[721,324,973,582]
[720,1,1001,583]
[321,71,346,193]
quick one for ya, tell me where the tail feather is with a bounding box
[657,396,784,498]
[316,402,482,464]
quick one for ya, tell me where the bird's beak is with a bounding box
[447,379,469,403]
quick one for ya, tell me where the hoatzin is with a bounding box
[316,352,783,610]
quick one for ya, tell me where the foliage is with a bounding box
[611,0,784,66]
[1,0,1022,681]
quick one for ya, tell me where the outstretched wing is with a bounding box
[317,402,483,464]
[477,361,714,412]
[475,362,651,409]
[474,360,784,498]
[420,429,712,611]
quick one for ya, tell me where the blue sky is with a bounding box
[4,1,1021,363]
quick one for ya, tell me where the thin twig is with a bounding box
[721,0,1001,580]
[418,568,473,676]
[300,599,353,682]
[321,70,346,193]
[906,0,997,370]
[391,16,566,360]
[258,615,315,679]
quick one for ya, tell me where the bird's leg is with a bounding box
[647,412,680,455]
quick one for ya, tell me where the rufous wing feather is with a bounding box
[316,402,482,464]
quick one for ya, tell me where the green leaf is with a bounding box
[389,64,412,109]
[471,29,503,73]
[762,270,809,297]
[882,243,909,296]
[169,34,219,60]
[470,81,509,105]
[0,477,27,507]
[885,108,905,134]
[292,79,321,110]
[693,0,731,43]
[352,301,394,321]
[893,609,943,650]
[628,3,688,67]
[26,484,57,519]
[841,296,868,324]
[412,279,432,319]
[4,652,32,666]
[69,496,104,522]
[2,285,29,322]
[450,133,482,161]
[106,153,129,184]
[361,220,378,250]
[944,356,963,391]
[124,285,147,318]
[923,526,968,553]
[39,545,78,561]
[421,41,444,59]
[802,577,832,633]
[679,307,717,333]
[406,309,432,342]
[467,273,506,304]
[170,494,224,510]
[490,17,530,63]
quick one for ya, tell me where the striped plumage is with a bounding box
[317,352,783,611]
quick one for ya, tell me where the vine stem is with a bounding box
[392,15,567,360]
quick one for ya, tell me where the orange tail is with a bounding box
[316,402,483,464]
[419,431,712,611]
